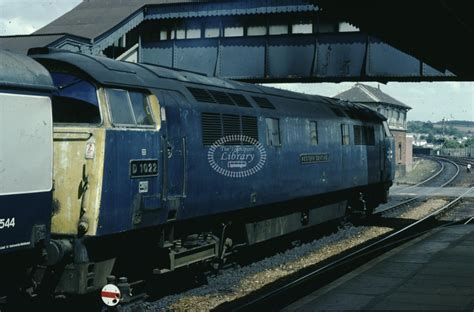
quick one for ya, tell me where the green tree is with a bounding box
[426,134,435,143]
[444,139,461,148]
[464,138,474,146]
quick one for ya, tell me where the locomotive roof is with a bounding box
[0,50,55,91]
[28,48,385,122]
[27,48,334,102]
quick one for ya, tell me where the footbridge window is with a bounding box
[224,23,244,37]
[292,19,313,34]
[186,21,201,39]
[140,14,354,45]
[205,20,220,38]
[269,24,289,35]
[247,24,267,36]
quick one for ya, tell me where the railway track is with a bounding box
[375,156,460,215]
[217,185,474,312]
[391,157,445,194]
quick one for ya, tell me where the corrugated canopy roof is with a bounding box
[33,0,210,40]
[0,34,66,54]
[0,0,317,55]
[335,83,411,110]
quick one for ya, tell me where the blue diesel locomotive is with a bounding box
[0,51,54,297]
[2,48,394,297]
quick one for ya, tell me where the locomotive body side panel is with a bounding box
[160,91,358,221]
[96,92,163,235]
[98,128,162,234]
[51,126,106,236]
[0,92,53,252]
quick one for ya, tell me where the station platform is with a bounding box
[283,224,474,311]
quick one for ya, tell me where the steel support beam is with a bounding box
[141,32,454,82]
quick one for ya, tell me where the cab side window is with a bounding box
[106,88,154,127]
[265,117,281,146]
[341,124,350,145]
[129,92,154,125]
[51,72,101,124]
[309,121,318,145]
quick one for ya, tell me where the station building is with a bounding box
[335,83,413,176]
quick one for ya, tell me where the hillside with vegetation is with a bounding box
[408,120,474,148]
[433,120,474,135]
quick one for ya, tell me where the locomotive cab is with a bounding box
[30,51,164,294]
[45,68,162,239]
[382,120,396,188]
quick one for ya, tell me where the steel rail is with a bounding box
[220,185,474,312]
[375,157,460,215]
[392,156,444,194]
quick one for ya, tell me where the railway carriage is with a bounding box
[0,50,54,297]
[25,48,394,295]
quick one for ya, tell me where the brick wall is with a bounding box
[391,129,413,177]
[405,135,413,172]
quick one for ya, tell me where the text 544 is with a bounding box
[0,218,15,229]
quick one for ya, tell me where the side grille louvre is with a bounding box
[201,112,222,145]
[229,93,252,107]
[241,116,259,142]
[209,90,234,105]
[222,114,241,136]
[222,114,241,144]
[188,87,215,103]
[188,87,254,109]
[202,113,260,146]
[252,96,275,109]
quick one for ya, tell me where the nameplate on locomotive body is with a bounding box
[300,153,329,164]
[130,159,158,178]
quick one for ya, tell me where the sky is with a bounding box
[0,0,473,123]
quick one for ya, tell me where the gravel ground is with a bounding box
[452,168,474,187]
[439,198,474,222]
[384,198,448,220]
[144,197,451,311]
[146,225,392,311]
[395,157,440,185]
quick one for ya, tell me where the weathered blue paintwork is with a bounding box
[31,49,393,237]
[98,129,163,235]
[0,50,54,254]
[0,193,51,252]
